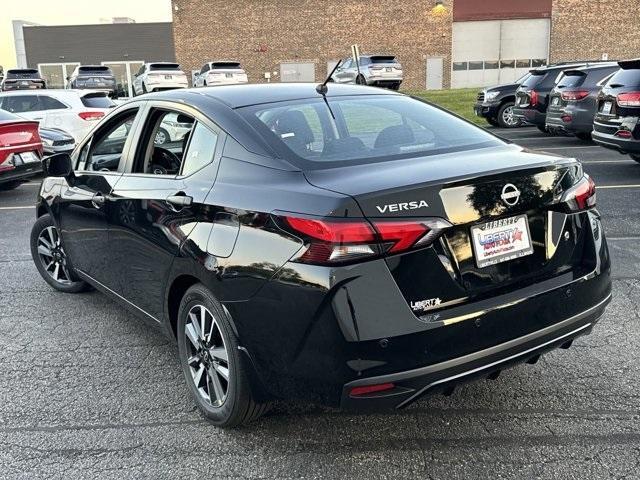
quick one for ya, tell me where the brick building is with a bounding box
[172,0,640,90]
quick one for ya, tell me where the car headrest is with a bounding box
[322,137,367,157]
[176,113,194,124]
[274,110,314,146]
[374,124,415,149]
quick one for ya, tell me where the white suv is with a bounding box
[0,89,115,142]
[133,63,189,96]
[194,61,248,87]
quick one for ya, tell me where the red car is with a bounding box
[0,110,43,190]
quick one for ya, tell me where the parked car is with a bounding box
[39,127,75,155]
[0,109,43,190]
[1,68,46,91]
[66,65,117,98]
[331,55,403,90]
[152,111,193,146]
[0,90,115,142]
[194,61,249,87]
[474,73,530,128]
[133,62,189,95]
[30,84,611,427]
[592,59,640,163]
[545,63,619,140]
[513,63,590,132]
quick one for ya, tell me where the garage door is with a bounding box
[280,62,315,82]
[452,19,550,88]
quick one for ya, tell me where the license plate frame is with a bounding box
[470,214,534,268]
[165,75,173,80]
[601,101,612,115]
[552,96,560,106]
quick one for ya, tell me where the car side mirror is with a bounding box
[46,153,74,178]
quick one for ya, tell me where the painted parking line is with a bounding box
[0,206,34,210]
[581,160,635,164]
[598,184,640,189]
[538,146,598,150]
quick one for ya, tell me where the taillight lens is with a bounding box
[78,111,105,121]
[561,90,589,101]
[530,89,539,107]
[281,215,451,265]
[616,92,640,107]
[562,175,596,211]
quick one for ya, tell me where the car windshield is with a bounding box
[607,68,640,88]
[81,94,115,108]
[239,95,502,168]
[520,72,545,88]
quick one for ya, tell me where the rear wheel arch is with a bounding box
[36,204,48,218]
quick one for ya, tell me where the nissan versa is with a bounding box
[30,84,612,427]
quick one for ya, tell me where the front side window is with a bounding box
[77,109,138,172]
[1,95,40,113]
[240,95,502,168]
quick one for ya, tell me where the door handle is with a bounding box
[166,193,193,209]
[91,193,106,209]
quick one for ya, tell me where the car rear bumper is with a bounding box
[340,292,610,410]
[592,128,640,154]
[513,107,546,126]
[0,161,43,184]
[546,107,594,134]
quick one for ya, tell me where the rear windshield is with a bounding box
[79,66,111,74]
[607,68,640,88]
[6,69,40,79]
[370,56,397,64]
[521,72,546,88]
[149,63,180,71]
[212,62,241,69]
[556,72,586,88]
[239,95,502,169]
[80,94,115,109]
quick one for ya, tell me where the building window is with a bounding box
[532,59,547,68]
[468,61,484,71]
[500,60,515,69]
[484,61,499,70]
[516,59,532,68]
[452,62,468,71]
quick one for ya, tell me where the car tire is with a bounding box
[0,181,21,191]
[177,284,269,428]
[630,154,640,163]
[356,75,366,85]
[154,128,170,146]
[537,124,549,134]
[30,214,89,293]
[487,117,500,127]
[497,102,521,128]
[575,131,592,141]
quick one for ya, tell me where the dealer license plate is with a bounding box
[471,214,534,268]
[17,151,40,164]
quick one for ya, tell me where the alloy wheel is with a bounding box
[37,226,73,285]
[154,130,167,145]
[502,105,518,127]
[184,304,230,407]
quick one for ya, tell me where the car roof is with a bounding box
[146,83,400,109]
[565,62,619,73]
[0,89,107,98]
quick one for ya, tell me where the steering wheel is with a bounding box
[149,147,181,175]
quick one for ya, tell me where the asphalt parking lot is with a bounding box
[1,126,639,479]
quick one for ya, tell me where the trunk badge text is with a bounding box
[411,297,442,313]
[501,184,521,206]
[376,200,429,214]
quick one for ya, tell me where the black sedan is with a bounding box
[30,84,612,427]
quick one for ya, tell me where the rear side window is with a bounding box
[240,95,502,168]
[81,95,115,108]
[520,73,545,88]
[181,123,219,176]
[1,95,40,113]
[38,95,67,110]
[607,68,640,88]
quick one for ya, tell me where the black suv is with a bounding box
[1,68,46,91]
[473,73,530,128]
[513,63,587,132]
[545,63,619,140]
[67,65,117,98]
[592,59,640,162]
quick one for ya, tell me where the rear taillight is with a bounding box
[561,90,589,101]
[0,154,15,173]
[78,111,105,121]
[280,215,451,265]
[616,92,640,107]
[530,89,539,107]
[562,175,596,211]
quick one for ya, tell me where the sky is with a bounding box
[1,0,173,70]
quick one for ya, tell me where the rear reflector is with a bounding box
[280,215,451,265]
[78,111,105,121]
[561,90,589,101]
[350,383,395,397]
[561,114,573,123]
[530,89,539,107]
[617,92,640,107]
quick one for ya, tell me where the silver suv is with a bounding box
[331,55,403,90]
